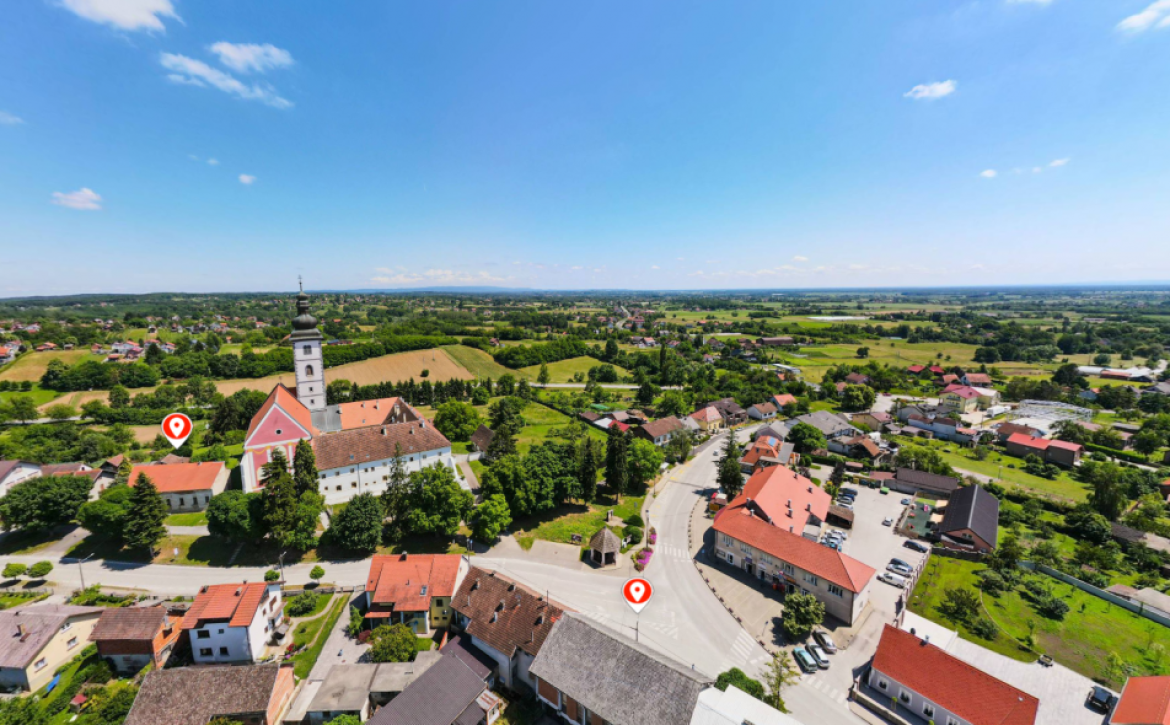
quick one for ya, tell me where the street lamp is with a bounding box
[278,550,288,582]
[77,553,94,591]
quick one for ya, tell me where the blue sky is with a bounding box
[2,0,1169,295]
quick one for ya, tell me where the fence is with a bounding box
[1022,561,1170,629]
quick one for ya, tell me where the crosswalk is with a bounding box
[655,544,691,560]
[801,673,850,705]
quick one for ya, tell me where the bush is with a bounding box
[1037,596,1070,620]
[626,526,643,545]
[264,569,280,582]
[286,592,319,617]
[970,616,999,641]
[28,561,53,579]
[978,570,1008,595]
[624,514,644,527]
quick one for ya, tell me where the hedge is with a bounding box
[1084,442,1150,465]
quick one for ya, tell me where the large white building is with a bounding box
[239,288,462,505]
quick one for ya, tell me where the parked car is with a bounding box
[882,516,894,526]
[878,571,907,588]
[813,630,837,654]
[890,558,911,570]
[904,540,930,553]
[807,644,830,669]
[793,647,818,673]
[841,487,859,496]
[1086,686,1116,713]
[900,498,912,505]
[836,503,854,511]
[888,562,913,577]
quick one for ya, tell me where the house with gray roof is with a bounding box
[367,650,500,725]
[0,604,104,692]
[530,614,713,725]
[936,484,999,552]
[125,661,296,725]
[306,652,443,724]
[783,411,860,442]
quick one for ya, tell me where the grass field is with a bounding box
[910,556,1170,687]
[782,341,1053,383]
[165,511,208,526]
[0,350,91,382]
[520,356,630,384]
[441,344,516,379]
[36,389,109,412]
[513,494,644,550]
[1,386,60,408]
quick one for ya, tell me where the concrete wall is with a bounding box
[1021,561,1170,628]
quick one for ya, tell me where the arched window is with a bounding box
[303,344,311,355]
[305,365,314,377]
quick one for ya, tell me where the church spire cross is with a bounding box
[298,275,303,293]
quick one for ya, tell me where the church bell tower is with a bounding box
[290,278,326,412]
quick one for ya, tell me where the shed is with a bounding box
[588,528,621,567]
[469,425,494,453]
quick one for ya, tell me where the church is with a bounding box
[239,286,464,505]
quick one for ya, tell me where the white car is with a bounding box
[882,516,894,526]
[878,571,907,588]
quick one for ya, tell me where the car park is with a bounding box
[836,503,854,511]
[793,647,818,673]
[1086,686,1116,713]
[841,487,859,496]
[807,644,830,669]
[878,571,907,588]
[890,558,911,570]
[813,630,837,654]
[904,540,929,553]
[888,562,913,577]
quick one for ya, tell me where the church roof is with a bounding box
[246,383,317,439]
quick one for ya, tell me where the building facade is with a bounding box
[183,582,283,664]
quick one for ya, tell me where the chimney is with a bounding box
[807,486,813,493]
[508,583,516,592]
[400,553,408,561]
[923,634,931,646]
[806,503,811,511]
[786,499,791,508]
[491,612,498,623]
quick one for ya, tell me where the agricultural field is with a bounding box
[440,344,515,379]
[2,385,61,408]
[0,349,91,382]
[909,555,1170,687]
[520,356,630,384]
[779,341,1055,382]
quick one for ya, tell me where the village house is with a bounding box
[993,422,1042,444]
[124,662,297,725]
[865,625,1039,725]
[634,417,685,446]
[0,459,42,496]
[690,406,725,433]
[0,605,104,692]
[700,398,748,426]
[770,393,798,411]
[304,653,443,724]
[739,435,798,474]
[939,385,982,413]
[851,411,892,431]
[935,484,999,553]
[1005,432,1084,467]
[712,489,874,625]
[962,372,993,387]
[365,553,469,635]
[747,401,778,422]
[1110,675,1170,725]
[757,336,795,347]
[783,410,861,443]
[183,582,283,664]
[451,568,569,692]
[890,468,962,498]
[530,614,713,725]
[367,647,502,725]
[88,605,183,674]
[128,461,229,512]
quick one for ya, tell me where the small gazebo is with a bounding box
[588,528,621,567]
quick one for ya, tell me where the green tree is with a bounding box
[715,667,765,700]
[434,400,482,442]
[113,459,133,486]
[636,380,658,408]
[27,561,53,579]
[893,445,956,477]
[1066,504,1112,544]
[1085,462,1129,520]
[46,403,77,421]
[293,439,319,498]
[537,363,551,386]
[786,422,826,454]
[78,485,134,545]
[207,491,268,543]
[627,438,665,491]
[656,389,690,418]
[470,494,512,543]
[840,385,876,412]
[330,493,384,553]
[578,436,600,504]
[92,682,138,725]
[605,426,630,500]
[368,623,418,663]
[382,444,410,536]
[122,473,168,554]
[310,565,325,583]
[1133,430,1164,460]
[988,534,1023,572]
[263,448,314,549]
[717,432,745,499]
[761,655,799,713]
[2,563,26,579]
[6,396,38,424]
[0,475,93,532]
[780,592,825,639]
[108,384,131,409]
[483,421,518,463]
[403,465,473,537]
[939,586,981,623]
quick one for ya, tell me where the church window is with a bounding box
[303,345,311,354]
[305,365,314,377]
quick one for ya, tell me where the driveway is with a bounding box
[307,590,369,681]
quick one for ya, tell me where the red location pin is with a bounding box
[161,413,193,449]
[623,578,653,614]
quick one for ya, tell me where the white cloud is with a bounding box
[52,188,102,210]
[160,53,293,109]
[167,74,205,87]
[238,174,256,184]
[570,265,583,271]
[904,80,957,100]
[209,42,294,74]
[1117,0,1170,32]
[1032,167,1043,173]
[651,265,660,270]
[370,269,507,286]
[1049,157,1070,167]
[188,154,200,161]
[676,257,685,261]
[0,111,24,125]
[980,169,998,178]
[792,255,808,262]
[60,0,178,31]
[207,158,219,166]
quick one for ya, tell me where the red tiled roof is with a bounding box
[246,383,316,439]
[1047,439,1083,452]
[335,396,405,430]
[738,466,830,527]
[1113,676,1170,725]
[772,394,798,409]
[366,554,462,612]
[871,625,1039,725]
[907,365,926,373]
[965,373,993,385]
[129,462,224,494]
[183,583,274,629]
[943,385,981,399]
[1006,432,1048,451]
[690,406,722,423]
[713,505,873,593]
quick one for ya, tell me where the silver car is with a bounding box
[808,643,830,669]
[813,630,837,654]
[878,571,907,588]
[888,562,913,577]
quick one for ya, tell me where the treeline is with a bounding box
[493,338,591,368]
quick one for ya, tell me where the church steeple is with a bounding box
[290,281,326,413]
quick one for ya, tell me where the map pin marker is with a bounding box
[161,413,193,449]
[623,577,653,614]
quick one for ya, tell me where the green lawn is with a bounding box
[514,495,644,550]
[68,533,241,566]
[514,400,606,456]
[0,527,67,556]
[0,385,61,407]
[910,556,1170,687]
[164,512,208,526]
[288,590,336,619]
[896,438,1089,503]
[440,344,516,380]
[292,593,347,678]
[0,591,49,609]
[520,356,631,384]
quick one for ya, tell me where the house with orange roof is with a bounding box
[1005,432,1083,468]
[1111,675,1170,725]
[738,437,798,475]
[865,625,1039,725]
[128,461,228,512]
[365,553,469,635]
[183,582,283,665]
[712,489,874,625]
[689,406,725,433]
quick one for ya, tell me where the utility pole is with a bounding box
[77,553,94,591]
